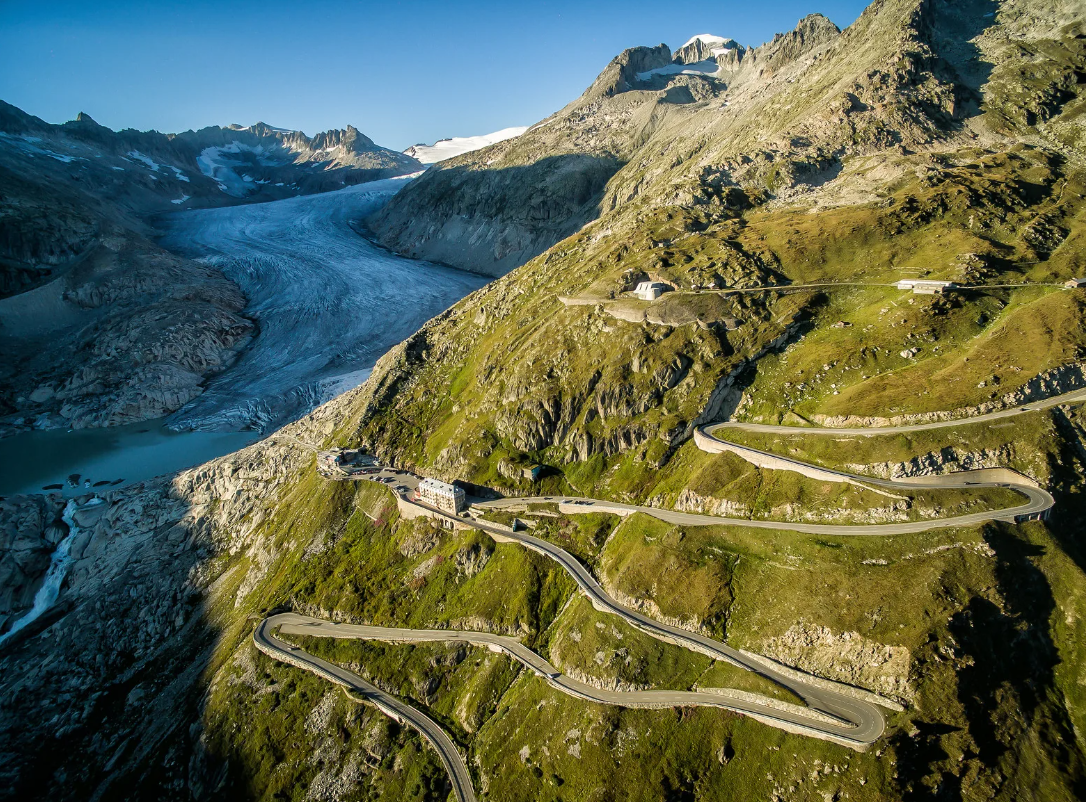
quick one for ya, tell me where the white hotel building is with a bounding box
[416,478,467,513]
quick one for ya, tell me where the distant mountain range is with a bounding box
[0,103,421,433]
[0,101,421,212]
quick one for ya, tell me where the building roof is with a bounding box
[418,477,462,495]
[895,279,955,287]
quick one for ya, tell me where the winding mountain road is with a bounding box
[255,494,892,802]
[254,616,477,802]
[255,386,1084,799]
[707,386,1086,437]
[478,467,1053,536]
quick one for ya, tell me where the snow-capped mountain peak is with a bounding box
[674,33,745,66]
[682,33,733,48]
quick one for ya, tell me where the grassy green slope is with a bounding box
[191,3,1086,800]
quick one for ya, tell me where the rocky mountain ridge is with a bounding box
[1,102,421,208]
[368,0,1084,277]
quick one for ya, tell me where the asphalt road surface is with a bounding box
[254,615,477,802]
[707,386,1086,437]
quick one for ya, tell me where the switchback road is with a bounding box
[260,382,1084,797]
[707,386,1086,437]
[254,615,477,802]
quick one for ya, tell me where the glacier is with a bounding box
[157,175,488,432]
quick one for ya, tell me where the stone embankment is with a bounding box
[811,363,1086,428]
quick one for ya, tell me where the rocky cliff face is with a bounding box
[365,1,943,274]
[364,151,620,277]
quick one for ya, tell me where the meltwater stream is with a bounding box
[0,500,83,646]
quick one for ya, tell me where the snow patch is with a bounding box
[127,150,161,171]
[172,194,190,204]
[197,141,283,197]
[683,33,733,48]
[636,59,721,81]
[0,132,84,163]
[404,126,528,164]
[171,166,190,182]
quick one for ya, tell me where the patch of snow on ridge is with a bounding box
[171,166,190,182]
[404,126,528,164]
[636,59,721,81]
[172,194,190,204]
[127,150,161,171]
[0,132,84,163]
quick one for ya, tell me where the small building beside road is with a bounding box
[1065,278,1086,288]
[895,279,957,295]
[417,478,467,513]
[319,449,377,476]
[633,281,671,301]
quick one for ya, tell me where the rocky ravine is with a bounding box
[0,395,338,799]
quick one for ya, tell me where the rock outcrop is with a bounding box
[759,623,913,704]
[1,229,254,432]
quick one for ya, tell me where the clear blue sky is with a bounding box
[0,0,870,151]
